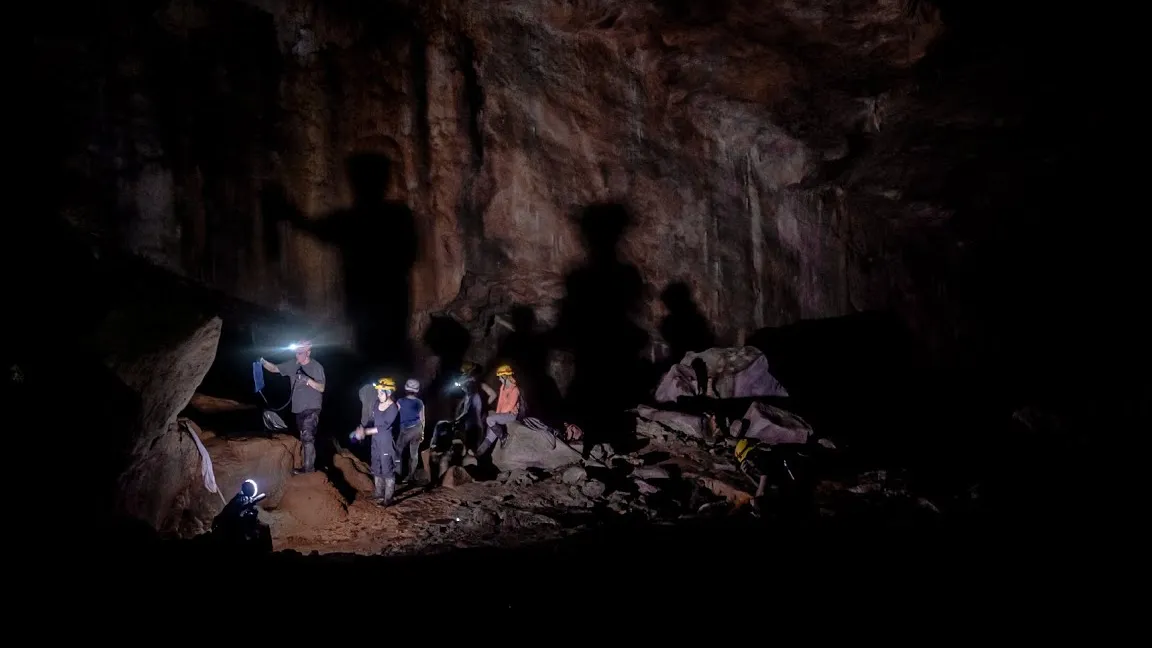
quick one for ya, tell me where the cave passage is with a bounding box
[22,0,1139,612]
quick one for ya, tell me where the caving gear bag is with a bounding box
[254,360,290,431]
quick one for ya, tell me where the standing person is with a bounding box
[261,340,326,475]
[477,364,526,456]
[351,377,400,505]
[396,379,426,485]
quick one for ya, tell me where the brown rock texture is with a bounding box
[97,296,222,531]
[158,424,297,537]
[32,0,1139,383]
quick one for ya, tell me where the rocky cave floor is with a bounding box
[185,394,959,560]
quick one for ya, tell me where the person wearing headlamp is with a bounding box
[476,364,524,456]
[350,377,400,505]
[259,340,325,475]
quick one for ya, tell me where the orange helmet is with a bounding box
[495,364,514,378]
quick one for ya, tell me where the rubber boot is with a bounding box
[383,478,396,507]
[373,476,387,502]
[294,442,316,475]
[475,431,496,457]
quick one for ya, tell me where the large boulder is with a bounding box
[741,402,814,446]
[655,347,789,403]
[198,428,297,508]
[635,405,706,440]
[490,421,583,472]
[154,422,297,537]
[96,295,222,534]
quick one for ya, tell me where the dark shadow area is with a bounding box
[549,204,655,451]
[261,152,419,374]
[421,314,473,424]
[658,281,716,369]
[86,502,1111,624]
[745,311,987,499]
[748,311,924,452]
[496,305,564,427]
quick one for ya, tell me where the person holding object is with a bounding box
[351,377,400,505]
[260,340,326,475]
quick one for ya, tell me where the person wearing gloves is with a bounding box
[350,377,400,505]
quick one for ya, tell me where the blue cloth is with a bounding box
[398,396,424,429]
[253,361,265,393]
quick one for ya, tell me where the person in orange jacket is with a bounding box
[476,364,526,456]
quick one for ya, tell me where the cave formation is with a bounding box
[20,0,1141,603]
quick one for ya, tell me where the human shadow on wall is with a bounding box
[261,152,419,374]
[422,314,473,424]
[496,305,564,428]
[658,281,716,369]
[550,203,653,452]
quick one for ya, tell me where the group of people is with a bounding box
[259,341,528,507]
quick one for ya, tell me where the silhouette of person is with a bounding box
[551,203,651,451]
[264,153,418,373]
[496,305,564,427]
[659,281,716,365]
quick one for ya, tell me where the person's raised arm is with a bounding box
[480,382,497,405]
[260,358,280,373]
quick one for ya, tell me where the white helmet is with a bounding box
[404,378,420,393]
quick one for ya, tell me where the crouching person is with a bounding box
[477,364,526,456]
[351,377,401,506]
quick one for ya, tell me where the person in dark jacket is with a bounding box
[396,378,426,484]
[438,361,494,452]
[351,377,400,505]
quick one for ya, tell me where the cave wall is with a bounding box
[33,0,1140,385]
[38,0,467,349]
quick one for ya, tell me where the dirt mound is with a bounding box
[332,448,374,494]
[267,472,350,540]
[149,423,297,537]
[199,430,297,507]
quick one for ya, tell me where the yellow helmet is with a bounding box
[374,377,396,391]
[734,438,754,462]
[495,364,514,377]
[460,361,476,375]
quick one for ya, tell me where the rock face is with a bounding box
[156,425,298,538]
[199,431,298,509]
[490,422,585,472]
[33,0,1140,389]
[98,296,222,532]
